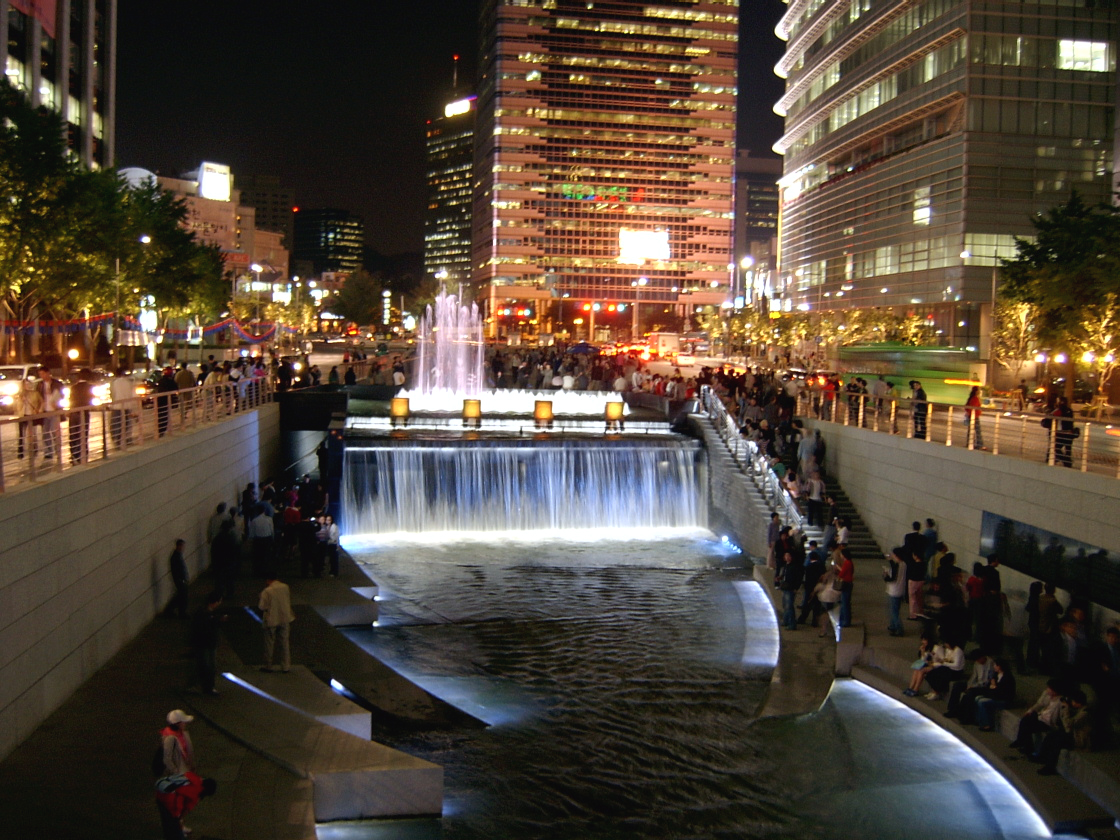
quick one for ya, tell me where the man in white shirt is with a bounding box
[258,574,295,673]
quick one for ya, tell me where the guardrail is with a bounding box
[0,376,279,493]
[699,386,804,529]
[796,389,1120,478]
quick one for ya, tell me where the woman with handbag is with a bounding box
[813,564,842,637]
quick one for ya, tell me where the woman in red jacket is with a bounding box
[836,547,855,627]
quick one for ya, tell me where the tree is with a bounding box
[331,270,385,327]
[1001,192,1120,400]
[991,300,1039,382]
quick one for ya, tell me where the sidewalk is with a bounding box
[0,550,380,840]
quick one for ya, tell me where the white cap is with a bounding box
[167,709,194,725]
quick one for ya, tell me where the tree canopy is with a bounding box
[1000,192,1120,397]
[0,79,225,328]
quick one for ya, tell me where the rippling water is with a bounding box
[340,533,1055,840]
[343,534,790,839]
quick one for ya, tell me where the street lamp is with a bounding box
[631,276,648,340]
[250,263,263,323]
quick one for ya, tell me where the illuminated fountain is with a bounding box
[396,287,628,417]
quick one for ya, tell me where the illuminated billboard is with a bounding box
[618,229,670,265]
[198,161,232,202]
[444,96,476,118]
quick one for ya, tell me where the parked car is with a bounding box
[0,364,36,414]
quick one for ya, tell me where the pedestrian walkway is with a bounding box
[0,547,383,840]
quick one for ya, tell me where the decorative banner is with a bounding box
[0,313,298,341]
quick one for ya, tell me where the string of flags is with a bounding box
[0,314,298,341]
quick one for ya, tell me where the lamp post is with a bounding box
[631,276,648,340]
[250,263,263,324]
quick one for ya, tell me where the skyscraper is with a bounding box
[238,174,296,250]
[1,0,116,169]
[425,95,477,288]
[774,0,1117,352]
[292,208,365,277]
[474,0,738,340]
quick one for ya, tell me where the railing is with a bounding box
[0,376,276,493]
[796,388,1120,478]
[699,386,804,529]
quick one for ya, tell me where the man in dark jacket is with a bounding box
[778,550,805,630]
[167,539,189,619]
[190,591,224,695]
[155,366,178,437]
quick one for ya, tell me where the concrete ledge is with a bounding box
[750,565,838,720]
[227,665,372,740]
[851,661,1113,834]
[190,674,442,821]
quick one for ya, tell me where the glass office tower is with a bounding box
[774,0,1116,348]
[425,95,477,289]
[2,0,117,168]
[474,0,738,340]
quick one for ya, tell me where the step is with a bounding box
[225,664,372,740]
[188,675,443,821]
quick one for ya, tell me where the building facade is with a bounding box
[1,0,116,168]
[734,150,782,308]
[425,95,477,289]
[144,163,290,293]
[292,208,364,277]
[238,174,296,250]
[473,0,738,340]
[774,0,1117,353]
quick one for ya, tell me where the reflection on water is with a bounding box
[342,535,1055,840]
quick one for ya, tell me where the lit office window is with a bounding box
[1058,40,1113,72]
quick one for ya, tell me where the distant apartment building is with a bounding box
[473,0,738,339]
[774,0,1117,352]
[238,174,296,250]
[1,0,117,168]
[424,94,476,289]
[292,208,364,277]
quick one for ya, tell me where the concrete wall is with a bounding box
[0,404,280,760]
[812,421,1120,625]
[698,420,772,559]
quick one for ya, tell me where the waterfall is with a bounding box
[342,439,706,534]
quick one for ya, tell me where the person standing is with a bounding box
[777,550,804,631]
[15,370,43,459]
[160,710,196,777]
[109,366,135,447]
[247,504,275,578]
[155,366,178,437]
[835,547,855,628]
[67,368,95,464]
[766,512,781,570]
[167,539,189,619]
[964,385,985,449]
[36,365,64,459]
[259,573,295,673]
[190,591,224,695]
[909,380,928,440]
[210,518,240,600]
[805,471,825,527]
[322,514,341,578]
[155,773,217,840]
[1049,396,1076,467]
[884,548,908,637]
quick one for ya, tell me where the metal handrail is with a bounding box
[796,388,1120,479]
[0,376,278,492]
[699,386,804,530]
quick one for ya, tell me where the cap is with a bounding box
[167,709,194,725]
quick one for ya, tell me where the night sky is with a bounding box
[115,1,786,256]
